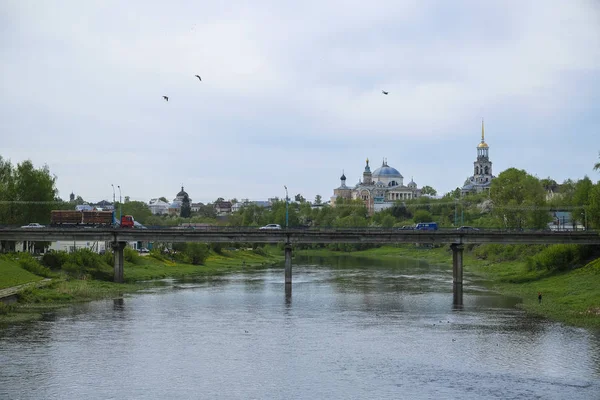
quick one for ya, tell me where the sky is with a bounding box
[1,0,599,205]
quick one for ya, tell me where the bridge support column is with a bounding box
[285,243,292,285]
[112,241,127,283]
[451,243,464,307]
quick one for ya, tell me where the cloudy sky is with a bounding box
[1,0,599,204]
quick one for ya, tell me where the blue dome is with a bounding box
[372,163,403,179]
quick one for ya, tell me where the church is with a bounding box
[331,159,422,214]
[461,120,494,195]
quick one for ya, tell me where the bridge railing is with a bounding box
[2,224,597,236]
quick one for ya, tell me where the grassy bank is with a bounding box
[0,257,44,289]
[296,245,600,330]
[0,248,282,326]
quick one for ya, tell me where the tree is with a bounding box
[572,176,593,226]
[381,215,396,228]
[158,196,168,203]
[587,182,600,228]
[490,168,549,229]
[185,243,210,265]
[540,177,558,192]
[413,209,433,223]
[0,157,58,225]
[196,203,216,219]
[314,194,322,205]
[389,203,412,220]
[594,151,600,172]
[180,193,191,218]
[421,185,437,196]
[294,194,305,203]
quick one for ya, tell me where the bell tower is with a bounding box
[473,119,493,184]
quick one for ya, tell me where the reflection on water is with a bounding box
[0,254,598,399]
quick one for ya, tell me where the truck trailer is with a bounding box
[50,210,135,228]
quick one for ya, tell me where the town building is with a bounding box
[148,198,170,215]
[169,186,191,216]
[231,200,272,213]
[214,201,233,216]
[331,158,422,214]
[461,120,494,195]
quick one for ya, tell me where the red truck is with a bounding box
[50,210,135,228]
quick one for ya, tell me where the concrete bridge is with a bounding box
[1,227,599,305]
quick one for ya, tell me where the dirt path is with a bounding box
[0,279,52,300]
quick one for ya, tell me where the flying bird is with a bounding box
[382,90,389,95]
[195,75,201,81]
[162,96,169,101]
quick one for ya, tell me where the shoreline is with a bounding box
[295,245,600,331]
[3,245,599,331]
[0,249,283,326]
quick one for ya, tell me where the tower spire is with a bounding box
[481,118,485,142]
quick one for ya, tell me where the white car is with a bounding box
[259,224,282,230]
[21,223,45,228]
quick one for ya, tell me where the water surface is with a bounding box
[1,254,598,399]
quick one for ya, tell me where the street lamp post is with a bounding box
[284,185,289,229]
[111,184,116,204]
[117,185,122,225]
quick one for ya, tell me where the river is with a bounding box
[1,254,599,399]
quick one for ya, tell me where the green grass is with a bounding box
[123,249,282,281]
[297,245,600,330]
[0,257,44,289]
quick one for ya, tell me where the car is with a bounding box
[21,223,45,228]
[457,226,480,231]
[259,224,282,230]
[398,225,414,230]
[138,248,150,253]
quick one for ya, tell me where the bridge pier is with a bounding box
[112,241,127,283]
[285,243,292,285]
[451,243,464,306]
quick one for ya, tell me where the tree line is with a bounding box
[2,153,600,231]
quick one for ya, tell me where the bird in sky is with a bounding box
[382,90,389,95]
[162,96,169,101]
[195,75,201,81]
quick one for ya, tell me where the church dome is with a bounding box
[477,141,489,148]
[176,186,188,197]
[372,161,403,179]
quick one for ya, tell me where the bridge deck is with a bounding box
[0,227,598,245]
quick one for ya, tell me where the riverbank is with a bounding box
[0,249,283,325]
[296,245,600,330]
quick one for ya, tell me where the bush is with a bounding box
[185,243,210,265]
[124,247,141,264]
[473,244,544,262]
[149,248,167,262]
[526,244,593,272]
[63,249,112,280]
[41,250,70,270]
[17,253,53,278]
[102,250,113,265]
[210,243,223,254]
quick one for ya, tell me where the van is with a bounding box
[415,222,438,231]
